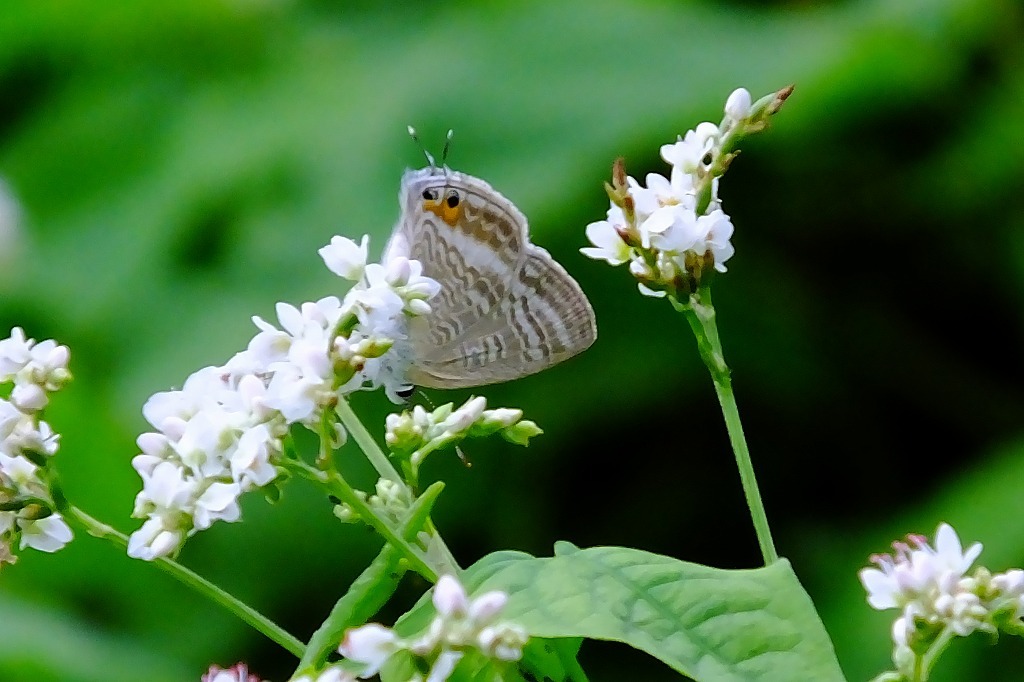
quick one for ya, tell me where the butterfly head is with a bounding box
[418,182,465,227]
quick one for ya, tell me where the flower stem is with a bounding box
[917,626,956,681]
[65,505,305,658]
[289,459,438,581]
[335,396,403,483]
[676,288,778,565]
[332,395,462,577]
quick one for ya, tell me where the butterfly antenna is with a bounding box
[407,125,436,169]
[415,389,436,409]
[440,129,454,170]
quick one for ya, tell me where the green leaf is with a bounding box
[394,545,845,682]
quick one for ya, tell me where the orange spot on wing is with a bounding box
[422,198,463,227]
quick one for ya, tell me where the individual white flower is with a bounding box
[860,541,934,610]
[0,452,44,493]
[644,204,702,256]
[142,366,221,433]
[127,516,184,561]
[661,122,720,175]
[18,514,73,553]
[581,210,630,266]
[128,461,196,559]
[6,418,59,458]
[319,234,369,281]
[926,522,983,575]
[724,87,752,122]
[231,423,279,487]
[192,481,242,530]
[0,327,33,378]
[339,623,400,678]
[0,398,23,441]
[629,171,699,228]
[694,210,735,272]
[263,361,330,424]
[361,260,440,317]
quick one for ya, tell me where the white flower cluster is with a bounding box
[387,396,540,457]
[860,523,1024,677]
[128,235,440,561]
[581,87,765,297]
[381,396,542,488]
[0,328,73,567]
[340,574,528,681]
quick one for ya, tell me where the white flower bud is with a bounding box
[480,408,522,429]
[136,433,169,459]
[724,88,752,121]
[12,383,47,411]
[407,299,432,316]
[468,590,508,625]
[433,574,469,617]
[442,396,487,434]
[994,569,1024,596]
[338,623,399,678]
[385,256,412,286]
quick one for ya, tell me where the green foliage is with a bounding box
[392,544,844,681]
[0,0,1022,680]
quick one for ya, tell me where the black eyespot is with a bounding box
[446,191,460,209]
[396,385,415,400]
[422,188,438,201]
[701,152,713,167]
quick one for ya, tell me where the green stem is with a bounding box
[334,396,403,483]
[917,627,956,681]
[288,459,438,581]
[332,396,462,577]
[65,505,305,658]
[677,288,778,565]
[295,482,445,671]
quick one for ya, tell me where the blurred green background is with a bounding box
[1,0,1023,680]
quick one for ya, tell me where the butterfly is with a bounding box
[383,164,597,390]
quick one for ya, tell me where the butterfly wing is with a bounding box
[385,168,528,351]
[408,246,597,389]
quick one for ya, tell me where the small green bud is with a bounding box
[501,420,543,446]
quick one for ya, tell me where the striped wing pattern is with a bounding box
[388,167,597,389]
